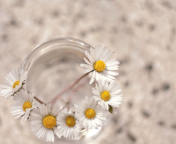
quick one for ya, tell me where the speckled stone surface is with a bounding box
[0,0,176,144]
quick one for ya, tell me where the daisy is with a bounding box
[0,69,27,98]
[11,89,36,121]
[57,108,81,140]
[80,46,119,84]
[92,81,123,110]
[75,96,106,130]
[29,104,62,142]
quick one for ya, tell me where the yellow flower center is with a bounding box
[85,108,96,119]
[12,81,20,89]
[65,116,76,127]
[23,101,32,112]
[43,115,56,129]
[94,60,106,72]
[101,91,111,101]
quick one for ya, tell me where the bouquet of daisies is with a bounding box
[0,46,123,142]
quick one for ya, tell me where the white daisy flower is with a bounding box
[75,96,106,130]
[57,108,81,140]
[0,69,27,98]
[92,81,123,110]
[29,104,62,142]
[80,46,119,84]
[11,89,36,121]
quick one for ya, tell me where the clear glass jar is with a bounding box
[20,37,107,144]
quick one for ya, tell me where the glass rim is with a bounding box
[20,37,93,72]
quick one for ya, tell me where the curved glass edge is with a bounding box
[20,37,93,72]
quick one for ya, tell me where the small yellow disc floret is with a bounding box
[94,60,106,72]
[65,116,76,127]
[12,81,20,89]
[23,101,32,112]
[101,91,111,101]
[85,108,96,119]
[43,115,56,129]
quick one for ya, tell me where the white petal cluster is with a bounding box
[81,46,119,84]
[30,104,61,142]
[75,96,107,129]
[57,108,81,139]
[0,69,27,98]
[92,81,123,111]
[11,89,36,121]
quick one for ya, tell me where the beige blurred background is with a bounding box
[0,0,176,144]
